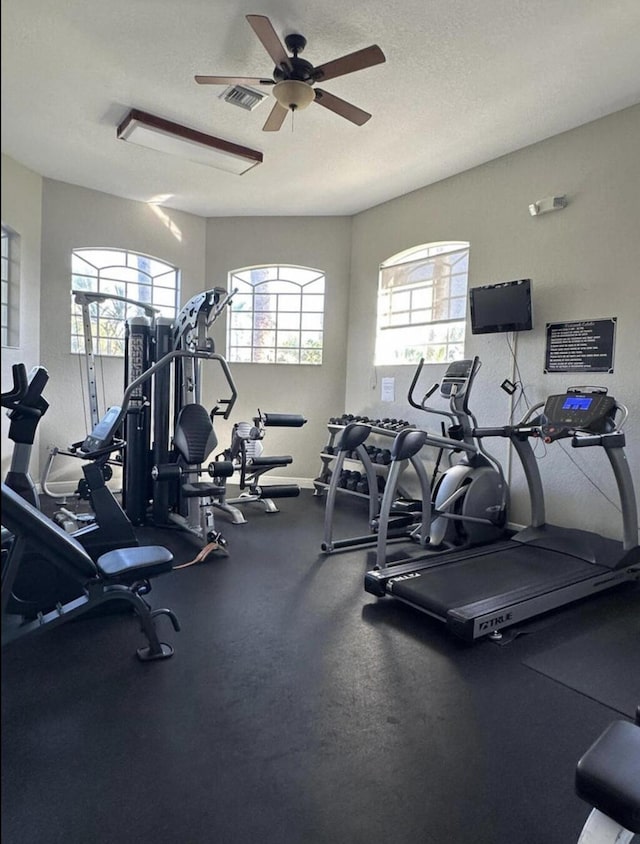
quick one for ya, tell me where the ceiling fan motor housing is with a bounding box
[284,33,307,55]
[274,56,315,83]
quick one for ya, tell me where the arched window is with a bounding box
[227,265,325,364]
[70,248,180,356]
[375,241,470,365]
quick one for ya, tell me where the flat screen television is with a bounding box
[469,278,533,335]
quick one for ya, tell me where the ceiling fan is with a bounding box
[195,14,386,131]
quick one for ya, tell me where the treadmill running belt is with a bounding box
[389,545,603,620]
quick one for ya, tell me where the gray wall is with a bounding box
[1,155,43,479]
[37,181,206,489]
[1,105,639,543]
[348,105,640,537]
[203,216,351,480]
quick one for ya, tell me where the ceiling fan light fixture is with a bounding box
[272,80,315,111]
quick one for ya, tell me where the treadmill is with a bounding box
[364,387,640,640]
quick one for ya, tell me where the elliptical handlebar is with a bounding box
[408,359,439,411]
[1,364,29,408]
[406,358,456,423]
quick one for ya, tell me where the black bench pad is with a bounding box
[575,719,640,833]
[249,456,293,467]
[97,546,174,579]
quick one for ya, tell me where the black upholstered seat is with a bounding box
[1,483,179,661]
[575,719,640,833]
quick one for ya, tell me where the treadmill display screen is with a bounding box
[562,396,592,412]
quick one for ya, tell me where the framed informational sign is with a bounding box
[544,318,616,373]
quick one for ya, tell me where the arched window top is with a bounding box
[381,241,470,269]
[376,240,471,366]
[71,247,180,356]
[228,264,325,365]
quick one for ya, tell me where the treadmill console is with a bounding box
[542,389,616,435]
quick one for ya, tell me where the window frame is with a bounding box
[1,223,20,348]
[70,247,180,357]
[375,241,470,366]
[227,264,325,365]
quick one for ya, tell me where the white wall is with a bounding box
[348,105,640,539]
[1,155,43,479]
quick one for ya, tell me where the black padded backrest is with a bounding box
[1,483,98,580]
[173,404,218,465]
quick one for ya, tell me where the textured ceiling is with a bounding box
[2,0,640,217]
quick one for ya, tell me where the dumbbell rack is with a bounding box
[313,416,412,504]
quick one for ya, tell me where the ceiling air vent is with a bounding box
[220,85,268,111]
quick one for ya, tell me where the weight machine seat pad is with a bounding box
[181,481,226,498]
[174,404,218,465]
[249,456,293,468]
[97,545,174,579]
[575,720,640,833]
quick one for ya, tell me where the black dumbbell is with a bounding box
[356,477,369,494]
[345,471,361,491]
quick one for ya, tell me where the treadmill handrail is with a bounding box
[476,400,638,550]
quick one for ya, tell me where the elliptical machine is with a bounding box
[374,357,508,567]
[2,363,49,508]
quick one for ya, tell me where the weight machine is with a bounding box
[214,410,307,525]
[113,287,239,555]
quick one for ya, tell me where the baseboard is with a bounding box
[227,476,316,490]
[39,477,317,496]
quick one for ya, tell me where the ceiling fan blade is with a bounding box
[263,101,289,132]
[195,75,274,86]
[314,88,371,125]
[313,45,385,83]
[246,15,292,72]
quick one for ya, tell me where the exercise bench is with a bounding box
[1,483,179,661]
[575,708,640,842]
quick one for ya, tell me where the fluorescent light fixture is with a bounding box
[117,109,263,175]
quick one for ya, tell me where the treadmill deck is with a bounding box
[386,544,631,639]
